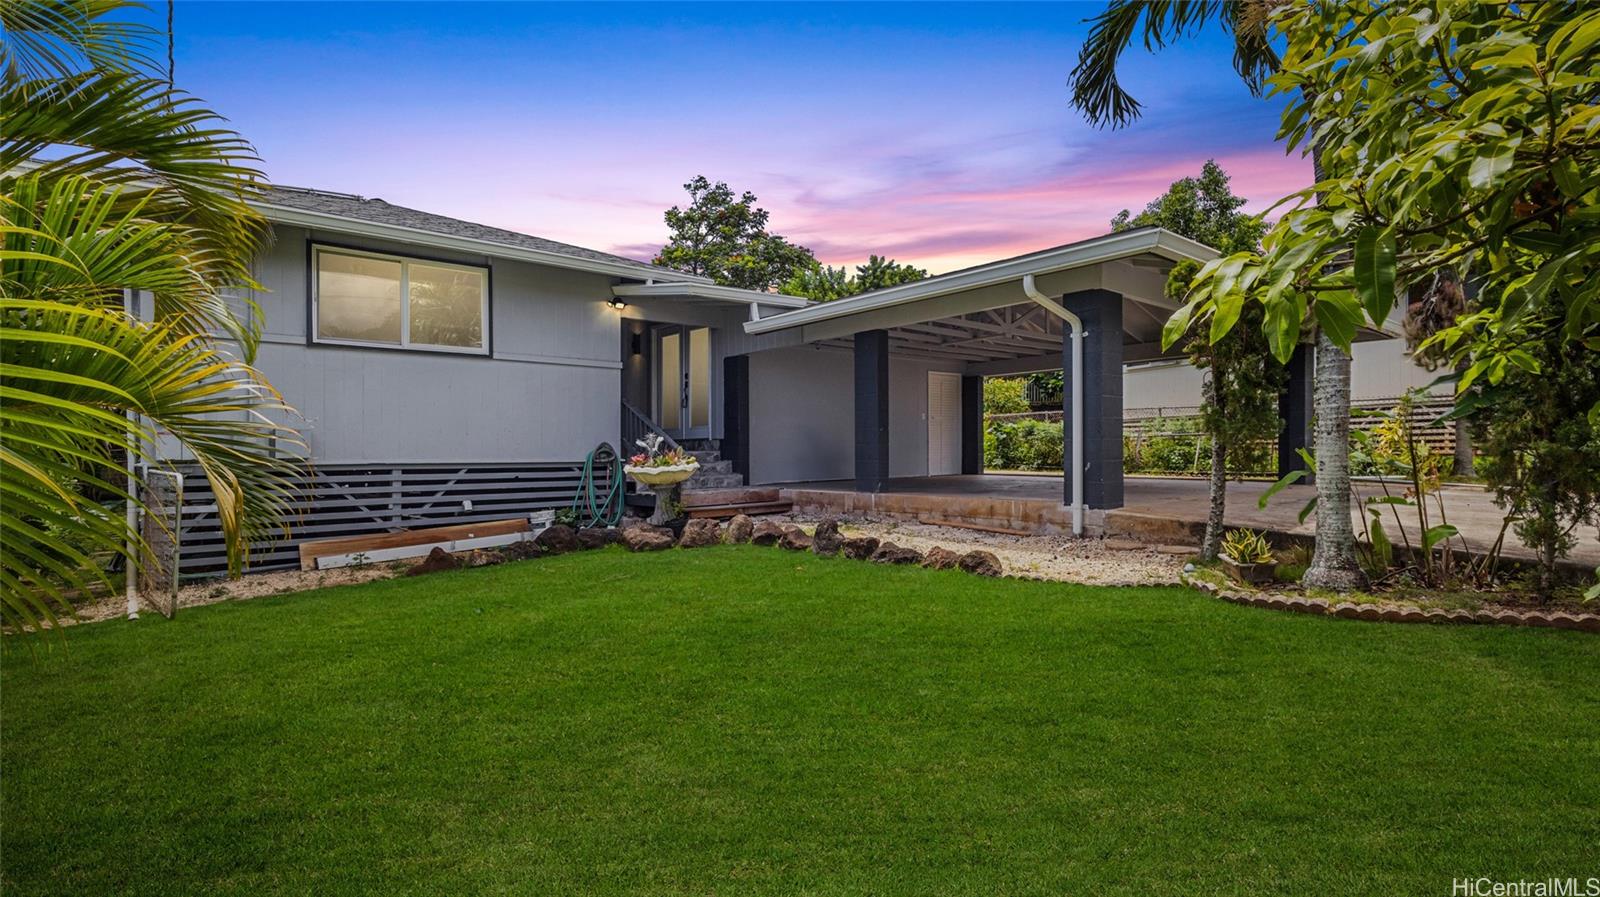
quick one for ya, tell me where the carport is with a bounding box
[735,227,1316,535]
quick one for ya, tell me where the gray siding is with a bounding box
[746,345,963,485]
[242,225,626,463]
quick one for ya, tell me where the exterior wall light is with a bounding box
[607,298,627,310]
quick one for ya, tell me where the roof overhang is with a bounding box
[253,200,713,285]
[611,281,810,310]
[743,228,1215,336]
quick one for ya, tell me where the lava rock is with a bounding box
[534,524,580,555]
[811,518,844,557]
[498,540,544,562]
[406,546,460,576]
[576,527,614,550]
[621,525,675,552]
[678,518,724,548]
[726,514,755,544]
[922,546,960,570]
[871,542,923,565]
[750,520,785,546]
[841,536,880,560]
[956,550,1003,577]
[779,526,814,551]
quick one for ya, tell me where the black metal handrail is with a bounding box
[621,400,680,454]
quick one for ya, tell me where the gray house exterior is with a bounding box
[177,185,1266,572]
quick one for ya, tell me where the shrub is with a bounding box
[984,418,1063,471]
[983,377,1029,414]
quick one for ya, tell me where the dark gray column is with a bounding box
[854,329,890,492]
[960,375,984,475]
[722,354,750,481]
[1062,290,1124,509]
[1277,343,1313,482]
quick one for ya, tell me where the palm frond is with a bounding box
[1070,1,1276,129]
[0,0,159,82]
[1,298,306,629]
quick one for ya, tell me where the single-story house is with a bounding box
[173,185,1331,572]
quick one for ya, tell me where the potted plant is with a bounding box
[623,435,699,525]
[1220,528,1276,585]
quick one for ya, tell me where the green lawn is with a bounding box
[4,547,1597,896]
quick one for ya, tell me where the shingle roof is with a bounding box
[258,185,698,280]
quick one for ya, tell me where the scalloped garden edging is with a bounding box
[1180,573,1599,632]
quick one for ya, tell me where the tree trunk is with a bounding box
[1453,362,1474,476]
[1202,437,1227,561]
[1302,330,1369,590]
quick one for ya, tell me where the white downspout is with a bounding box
[1022,274,1084,536]
[123,288,140,619]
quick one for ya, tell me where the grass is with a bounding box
[4,546,1598,896]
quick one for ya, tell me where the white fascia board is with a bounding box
[610,282,810,309]
[255,202,712,284]
[742,228,1218,336]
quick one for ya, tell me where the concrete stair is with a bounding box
[680,440,744,491]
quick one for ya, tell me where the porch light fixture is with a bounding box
[606,298,628,310]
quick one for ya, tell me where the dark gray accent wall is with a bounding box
[621,318,651,412]
[854,330,890,492]
[961,375,983,475]
[1278,343,1314,482]
[1062,290,1124,509]
[723,354,751,479]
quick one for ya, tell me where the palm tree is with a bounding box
[1,0,304,629]
[1068,0,1367,590]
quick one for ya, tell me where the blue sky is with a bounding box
[165,2,1310,272]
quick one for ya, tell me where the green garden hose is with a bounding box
[569,442,624,528]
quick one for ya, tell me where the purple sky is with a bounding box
[171,2,1311,274]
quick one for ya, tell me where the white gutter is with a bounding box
[1022,274,1084,537]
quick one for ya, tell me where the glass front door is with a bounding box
[655,325,712,440]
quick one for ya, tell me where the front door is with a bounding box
[654,325,713,440]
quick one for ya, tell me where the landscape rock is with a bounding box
[726,514,755,544]
[678,518,724,548]
[956,550,1003,577]
[498,540,544,562]
[779,526,814,551]
[871,542,924,565]
[621,525,675,552]
[750,520,784,546]
[406,546,460,576]
[534,524,580,555]
[812,518,844,557]
[576,527,615,550]
[841,536,880,560]
[922,546,960,570]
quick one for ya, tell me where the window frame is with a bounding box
[310,243,492,356]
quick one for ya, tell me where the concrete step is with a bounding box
[695,459,733,474]
[687,450,722,464]
[686,472,744,489]
[685,500,793,519]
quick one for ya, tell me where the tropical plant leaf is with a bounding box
[1353,226,1396,325]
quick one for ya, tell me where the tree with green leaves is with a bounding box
[1121,161,1280,560]
[1164,1,1599,597]
[782,253,927,302]
[1111,159,1267,254]
[653,176,817,291]
[2,0,304,629]
[1072,0,1369,590]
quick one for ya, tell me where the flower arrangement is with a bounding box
[626,434,697,470]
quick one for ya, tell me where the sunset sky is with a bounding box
[169,2,1312,274]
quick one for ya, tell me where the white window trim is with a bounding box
[311,244,490,355]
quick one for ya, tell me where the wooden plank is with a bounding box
[298,517,529,570]
[316,530,536,570]
[681,487,780,508]
[684,501,793,519]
